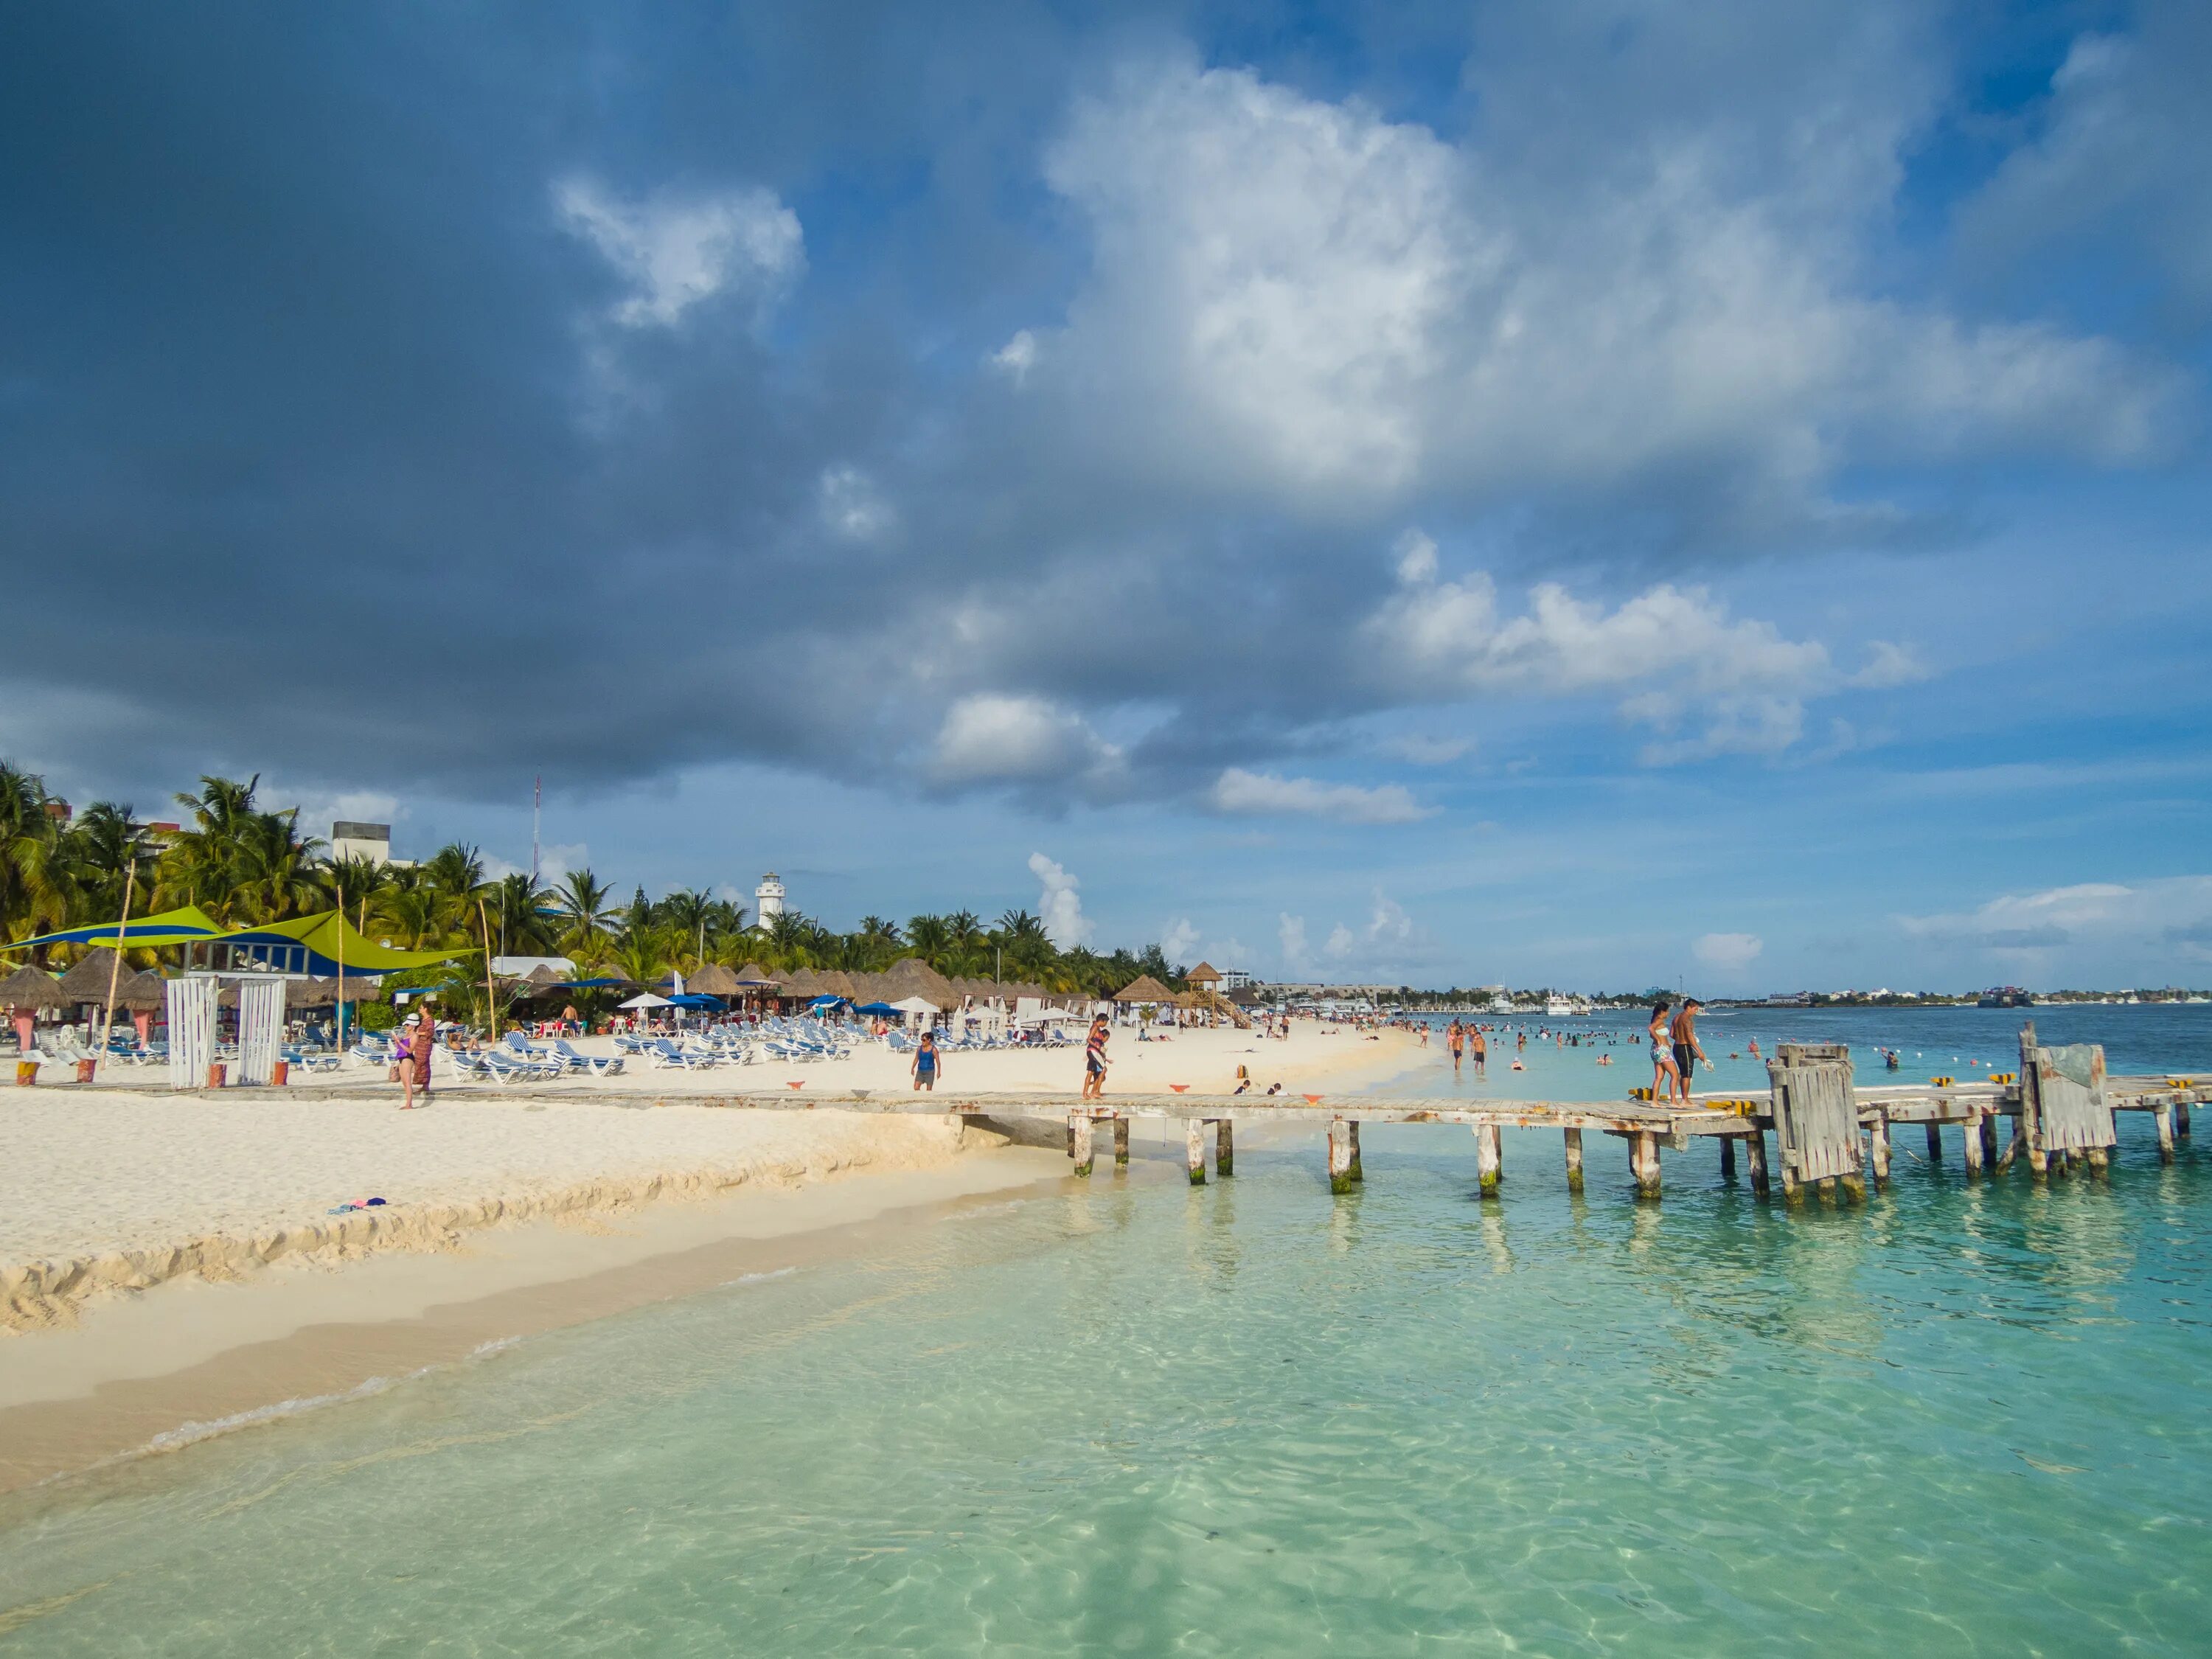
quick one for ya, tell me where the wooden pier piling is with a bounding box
[1630,1130,1661,1199]
[649,1027,2204,1220]
[1327,1119,1354,1195]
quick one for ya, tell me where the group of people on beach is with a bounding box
[1444,1019,1488,1077]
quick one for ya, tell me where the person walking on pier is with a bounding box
[1669,997,1707,1104]
[1647,1001,1682,1104]
[1082,1015,1110,1099]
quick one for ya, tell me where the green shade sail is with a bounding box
[1,905,225,951]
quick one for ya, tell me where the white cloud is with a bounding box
[931,695,1123,789]
[1208,767,1433,825]
[484,841,588,885]
[1278,912,1312,973]
[1037,55,2172,513]
[1850,640,1930,689]
[990,330,1038,385]
[1958,24,2212,319]
[818,465,894,542]
[1693,932,1764,973]
[1385,734,1474,765]
[1363,549,1843,762]
[1893,877,2212,981]
[1161,917,1200,965]
[1029,852,1093,949]
[555,177,803,329]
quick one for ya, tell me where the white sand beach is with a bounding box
[0,1020,1413,1489]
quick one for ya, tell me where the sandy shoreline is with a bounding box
[0,1024,1415,1489]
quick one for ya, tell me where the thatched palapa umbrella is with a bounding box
[1112,975,1177,1007]
[686,961,742,1000]
[882,956,959,1010]
[57,948,128,1010]
[2,963,66,1055]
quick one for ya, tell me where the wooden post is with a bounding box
[1476,1124,1501,1195]
[1070,1113,1094,1178]
[1719,1135,1737,1180]
[1327,1119,1354,1195]
[1925,1121,1943,1163]
[1980,1110,2000,1167]
[1869,1111,1891,1188]
[1186,1119,1206,1186]
[1216,1117,1234,1178]
[1962,1109,1985,1176]
[1348,1121,1363,1183]
[1744,1129,1770,1197]
[1632,1130,1661,1200]
[2178,1102,2191,1139]
[1563,1127,1584,1193]
[1114,1116,1130,1169]
[2156,1105,2175,1165]
[2020,1020,2048,1177]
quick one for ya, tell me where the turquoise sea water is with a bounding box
[3,1009,2209,1655]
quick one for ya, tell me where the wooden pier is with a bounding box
[692,1028,2208,1205]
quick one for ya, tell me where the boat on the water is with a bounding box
[1976,986,2034,1008]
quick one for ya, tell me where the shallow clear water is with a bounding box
[4,1012,2210,1656]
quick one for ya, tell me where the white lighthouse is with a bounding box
[754,872,786,929]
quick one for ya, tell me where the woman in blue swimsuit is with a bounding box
[911,1029,940,1092]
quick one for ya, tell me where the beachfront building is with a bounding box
[332,820,394,864]
[755,872,786,928]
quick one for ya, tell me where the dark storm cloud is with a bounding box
[1,1,2200,821]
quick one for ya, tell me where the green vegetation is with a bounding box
[0,762,1183,997]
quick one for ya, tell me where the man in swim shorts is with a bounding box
[1472,1027,1486,1075]
[1669,998,1706,1103]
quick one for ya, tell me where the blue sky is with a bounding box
[3,0,2208,992]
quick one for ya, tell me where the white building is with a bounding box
[332,821,394,864]
[754,872,786,928]
[1221,968,1255,990]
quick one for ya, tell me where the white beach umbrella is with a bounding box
[619,992,673,1010]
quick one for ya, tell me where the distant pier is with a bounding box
[681,1026,2209,1203]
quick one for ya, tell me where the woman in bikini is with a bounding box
[1646,1000,1680,1104]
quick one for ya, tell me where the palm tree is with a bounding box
[325,853,391,933]
[422,843,488,903]
[380,884,444,950]
[55,801,151,928]
[229,809,327,923]
[905,914,950,969]
[156,774,265,920]
[765,908,815,968]
[609,927,667,987]
[489,872,556,956]
[658,888,714,967]
[552,869,618,959]
[0,761,67,943]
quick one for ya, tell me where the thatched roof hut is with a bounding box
[882,956,959,1010]
[1112,974,1177,1005]
[686,961,742,998]
[115,970,170,1012]
[58,949,133,1006]
[815,969,858,1001]
[0,963,67,1011]
[780,967,821,998]
[734,961,780,987]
